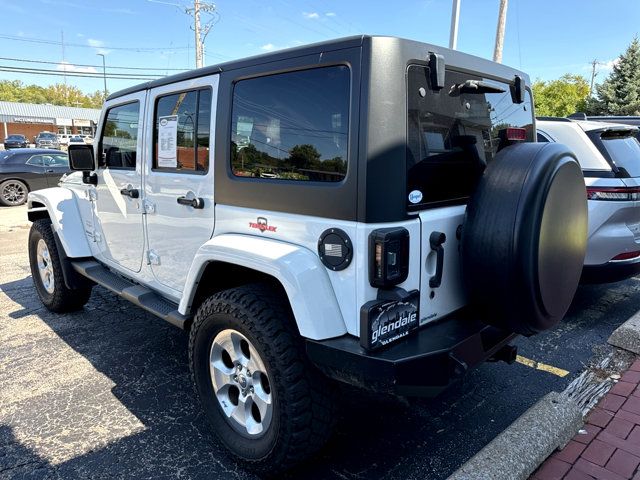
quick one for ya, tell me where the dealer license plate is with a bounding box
[359,290,419,351]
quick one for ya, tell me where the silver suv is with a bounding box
[537,117,640,282]
[35,131,60,149]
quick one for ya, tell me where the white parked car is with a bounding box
[26,36,588,474]
[67,135,85,146]
[537,118,640,282]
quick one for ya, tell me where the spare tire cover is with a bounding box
[461,142,587,335]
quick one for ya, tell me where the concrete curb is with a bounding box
[448,392,583,480]
[609,311,640,354]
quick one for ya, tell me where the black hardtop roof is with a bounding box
[108,35,531,101]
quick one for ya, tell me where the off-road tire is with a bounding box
[189,284,335,475]
[28,219,92,312]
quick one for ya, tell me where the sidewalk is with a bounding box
[531,359,640,480]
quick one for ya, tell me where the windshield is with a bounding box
[406,66,534,209]
[597,131,640,177]
[7,135,23,140]
[39,133,56,140]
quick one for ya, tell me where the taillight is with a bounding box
[586,186,640,201]
[369,228,409,288]
[505,127,527,141]
[612,251,640,261]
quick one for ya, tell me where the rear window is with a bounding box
[406,66,534,208]
[230,65,350,182]
[597,132,640,178]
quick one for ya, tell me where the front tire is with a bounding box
[28,219,92,312]
[189,284,335,474]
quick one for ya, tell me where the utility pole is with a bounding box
[193,0,202,68]
[97,53,108,101]
[147,0,218,68]
[589,59,601,97]
[493,0,509,63]
[185,0,218,68]
[449,0,461,50]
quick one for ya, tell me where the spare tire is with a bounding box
[461,142,587,335]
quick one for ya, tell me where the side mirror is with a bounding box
[68,144,95,171]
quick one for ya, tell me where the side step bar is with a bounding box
[71,260,192,330]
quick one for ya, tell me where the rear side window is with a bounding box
[153,88,211,173]
[99,102,140,169]
[230,66,350,182]
[598,132,640,178]
[406,66,534,208]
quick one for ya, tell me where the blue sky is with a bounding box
[0,0,638,95]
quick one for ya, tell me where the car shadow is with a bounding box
[1,276,639,480]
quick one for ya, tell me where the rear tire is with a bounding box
[0,179,28,206]
[28,219,92,312]
[189,284,335,474]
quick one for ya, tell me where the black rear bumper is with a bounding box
[581,259,640,284]
[306,312,517,397]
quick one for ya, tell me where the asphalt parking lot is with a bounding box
[1,204,639,480]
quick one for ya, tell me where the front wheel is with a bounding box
[189,284,335,474]
[0,179,28,206]
[28,219,93,312]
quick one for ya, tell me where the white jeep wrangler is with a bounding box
[26,35,588,474]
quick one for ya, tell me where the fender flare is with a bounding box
[180,234,347,341]
[27,188,92,258]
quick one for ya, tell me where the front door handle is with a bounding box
[177,196,204,209]
[429,231,446,288]
[120,187,139,198]
[45,169,54,173]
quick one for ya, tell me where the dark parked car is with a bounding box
[0,149,70,206]
[3,134,29,149]
[35,132,61,149]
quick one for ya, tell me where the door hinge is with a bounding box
[143,199,155,214]
[147,250,161,266]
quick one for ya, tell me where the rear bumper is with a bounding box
[306,311,517,397]
[581,258,640,284]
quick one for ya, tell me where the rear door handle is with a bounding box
[45,169,54,173]
[120,187,139,198]
[429,231,446,288]
[177,196,204,209]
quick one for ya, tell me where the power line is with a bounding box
[0,66,160,81]
[0,56,188,72]
[0,33,190,52]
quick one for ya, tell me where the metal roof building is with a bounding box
[0,101,100,124]
[0,101,101,140]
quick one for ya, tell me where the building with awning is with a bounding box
[0,101,100,142]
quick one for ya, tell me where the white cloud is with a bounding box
[261,43,275,52]
[303,12,320,19]
[598,58,620,72]
[56,62,97,74]
[325,12,336,17]
[87,38,105,48]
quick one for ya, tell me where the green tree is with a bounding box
[289,144,321,170]
[0,80,105,108]
[587,37,640,115]
[532,74,590,117]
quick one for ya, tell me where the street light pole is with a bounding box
[449,0,461,50]
[97,53,107,100]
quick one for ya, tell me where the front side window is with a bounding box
[153,88,211,172]
[26,155,44,166]
[43,154,69,167]
[230,66,350,182]
[99,102,140,169]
